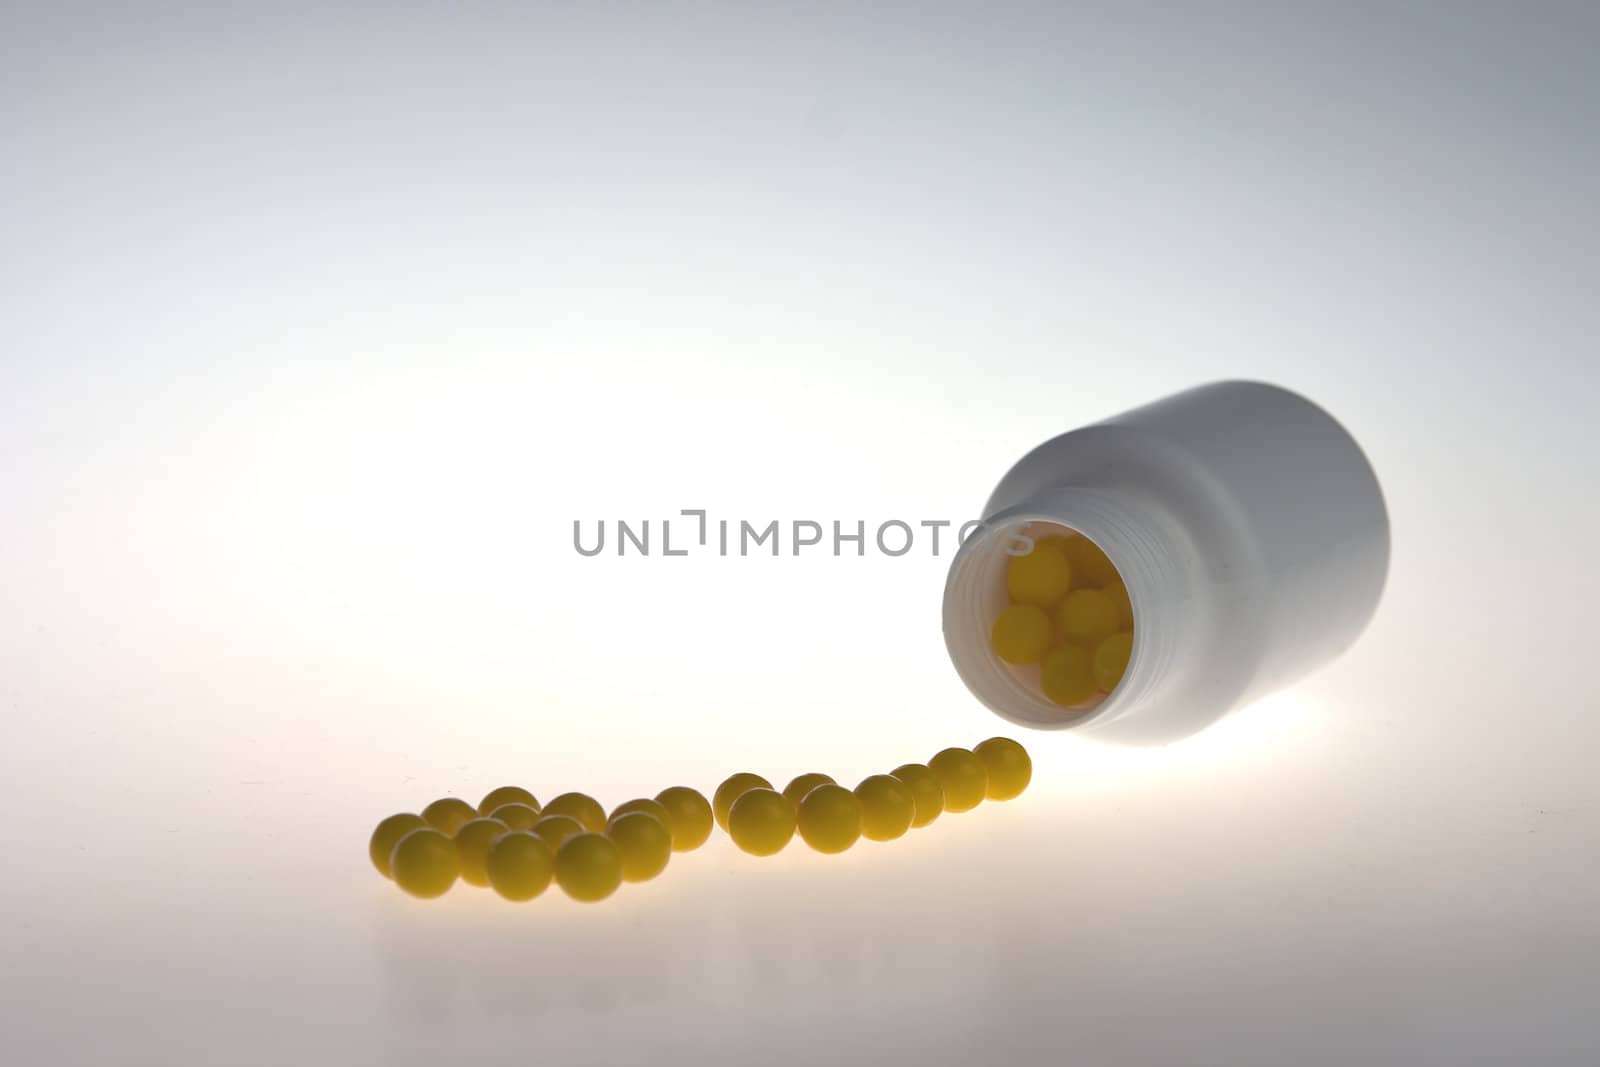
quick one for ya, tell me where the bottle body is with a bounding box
[942,381,1389,744]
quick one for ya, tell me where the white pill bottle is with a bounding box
[942,381,1390,744]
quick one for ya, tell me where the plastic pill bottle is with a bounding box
[942,380,1390,744]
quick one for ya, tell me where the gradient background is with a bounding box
[3,3,1597,1064]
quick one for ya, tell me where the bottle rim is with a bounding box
[941,487,1182,732]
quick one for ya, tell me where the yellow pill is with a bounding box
[1055,588,1120,645]
[541,792,607,833]
[1061,534,1118,587]
[421,797,476,836]
[1093,631,1134,692]
[1006,541,1072,607]
[477,786,540,817]
[991,603,1053,665]
[555,832,624,902]
[488,802,542,832]
[854,774,915,842]
[369,813,427,878]
[485,831,554,902]
[390,827,459,899]
[927,748,988,813]
[1041,644,1097,706]
[1103,579,1134,630]
[608,797,671,830]
[889,763,945,828]
[782,772,835,807]
[973,737,1032,801]
[713,772,774,832]
[653,786,715,851]
[606,811,672,883]
[531,813,585,853]
[796,783,862,854]
[453,816,510,887]
[727,788,796,856]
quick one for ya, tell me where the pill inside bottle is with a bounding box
[985,526,1136,721]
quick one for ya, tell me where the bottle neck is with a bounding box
[941,485,1205,738]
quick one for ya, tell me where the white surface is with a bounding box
[3,5,1598,1065]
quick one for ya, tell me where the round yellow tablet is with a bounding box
[888,764,945,828]
[531,813,584,853]
[477,786,540,817]
[654,786,715,851]
[606,811,672,883]
[555,832,624,902]
[1093,631,1134,692]
[713,773,774,832]
[485,831,554,902]
[927,748,988,813]
[782,772,835,807]
[541,792,607,833]
[608,797,671,830]
[487,802,541,832]
[1102,579,1134,630]
[1041,644,1096,706]
[973,737,1032,801]
[1061,534,1118,587]
[390,827,459,899]
[1006,541,1072,607]
[796,784,862,854]
[854,775,915,842]
[369,813,427,878]
[726,788,796,856]
[420,797,476,836]
[1055,588,1120,645]
[991,603,1053,665]
[453,816,510,887]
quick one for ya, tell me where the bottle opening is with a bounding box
[945,517,1141,729]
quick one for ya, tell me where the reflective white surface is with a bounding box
[3,5,1597,1065]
